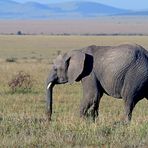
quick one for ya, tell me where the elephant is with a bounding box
[46,44,148,122]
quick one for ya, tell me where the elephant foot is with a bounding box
[46,112,52,122]
[80,109,98,122]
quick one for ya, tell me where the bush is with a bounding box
[6,57,17,63]
[8,71,34,93]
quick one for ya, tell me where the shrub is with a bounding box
[6,57,17,63]
[8,71,34,93]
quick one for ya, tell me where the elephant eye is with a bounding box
[53,67,57,71]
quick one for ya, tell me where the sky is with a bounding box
[14,0,148,10]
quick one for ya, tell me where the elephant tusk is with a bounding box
[47,82,52,89]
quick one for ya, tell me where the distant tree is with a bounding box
[17,31,22,35]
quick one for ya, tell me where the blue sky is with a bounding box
[14,0,148,10]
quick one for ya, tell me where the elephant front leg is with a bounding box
[80,92,102,121]
[80,73,103,121]
[89,97,100,121]
[80,98,93,118]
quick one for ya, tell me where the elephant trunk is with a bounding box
[46,83,54,121]
[46,68,57,121]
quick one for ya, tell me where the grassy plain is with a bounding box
[0,35,148,147]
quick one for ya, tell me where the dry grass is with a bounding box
[0,35,148,147]
[0,35,148,60]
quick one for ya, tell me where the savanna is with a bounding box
[0,35,148,147]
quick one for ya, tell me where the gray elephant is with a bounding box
[46,44,148,122]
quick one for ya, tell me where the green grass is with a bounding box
[0,35,148,147]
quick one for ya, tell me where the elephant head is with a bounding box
[46,50,93,120]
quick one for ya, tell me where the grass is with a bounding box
[0,35,148,147]
[0,35,148,60]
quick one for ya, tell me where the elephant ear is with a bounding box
[67,51,85,84]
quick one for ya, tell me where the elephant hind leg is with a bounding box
[124,96,142,122]
[145,94,148,100]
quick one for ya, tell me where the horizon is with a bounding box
[13,0,148,10]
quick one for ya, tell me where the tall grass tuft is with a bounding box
[8,71,34,93]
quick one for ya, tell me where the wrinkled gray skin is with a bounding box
[46,44,148,122]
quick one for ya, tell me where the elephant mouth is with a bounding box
[58,80,68,84]
[56,77,68,84]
